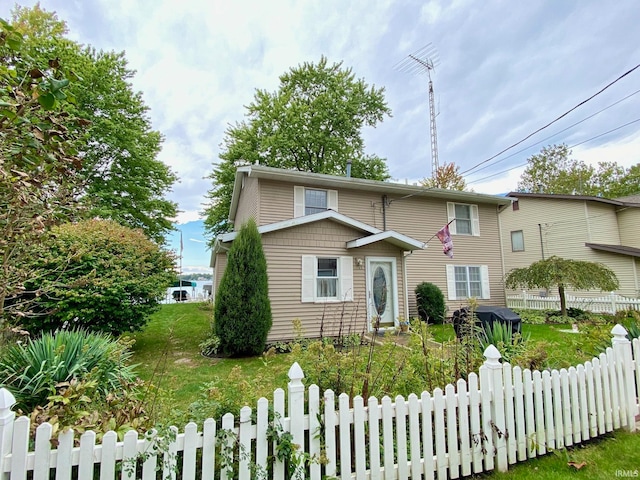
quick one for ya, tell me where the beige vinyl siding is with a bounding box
[383,197,505,316]
[261,220,406,342]
[234,176,260,228]
[617,208,640,248]
[213,252,227,297]
[500,197,639,298]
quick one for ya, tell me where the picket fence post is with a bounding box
[611,324,637,431]
[481,345,508,473]
[288,362,306,480]
[0,388,16,480]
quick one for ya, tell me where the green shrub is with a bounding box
[0,329,136,412]
[477,322,530,364]
[415,282,446,324]
[214,219,272,356]
[514,309,547,325]
[19,219,176,335]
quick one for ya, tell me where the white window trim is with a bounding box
[302,255,353,303]
[446,264,490,300]
[511,230,525,252]
[447,202,480,236]
[294,186,338,217]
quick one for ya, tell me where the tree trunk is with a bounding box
[558,284,567,316]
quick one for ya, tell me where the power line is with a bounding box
[469,88,640,175]
[466,117,640,185]
[461,63,640,176]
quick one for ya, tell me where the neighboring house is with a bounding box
[211,165,510,342]
[499,192,640,298]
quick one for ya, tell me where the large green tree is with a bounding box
[10,5,178,243]
[214,219,271,356]
[517,143,639,198]
[20,219,176,335]
[204,56,392,236]
[1,17,86,323]
[504,256,619,316]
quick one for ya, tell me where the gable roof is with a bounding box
[229,165,511,222]
[507,191,640,208]
[211,210,425,267]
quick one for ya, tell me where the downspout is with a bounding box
[538,224,545,260]
[382,195,388,231]
[403,250,413,320]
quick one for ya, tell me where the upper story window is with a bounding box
[294,186,338,217]
[511,230,525,252]
[447,202,480,236]
[305,189,328,215]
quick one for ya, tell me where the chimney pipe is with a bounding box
[346,160,352,178]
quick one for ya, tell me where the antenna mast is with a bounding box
[396,44,440,178]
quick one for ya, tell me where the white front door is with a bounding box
[366,258,399,330]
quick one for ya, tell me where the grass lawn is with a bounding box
[426,322,574,344]
[129,303,292,410]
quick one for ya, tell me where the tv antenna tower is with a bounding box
[396,44,441,178]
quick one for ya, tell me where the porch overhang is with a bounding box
[586,243,640,258]
[347,231,425,251]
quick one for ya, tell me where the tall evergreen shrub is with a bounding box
[214,219,272,356]
[415,282,446,324]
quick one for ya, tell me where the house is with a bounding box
[499,192,640,298]
[211,165,511,341]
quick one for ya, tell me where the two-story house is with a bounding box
[211,165,510,341]
[499,192,640,298]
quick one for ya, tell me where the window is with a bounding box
[512,200,519,211]
[511,230,525,252]
[446,264,490,300]
[316,258,338,297]
[302,256,353,302]
[294,186,338,217]
[447,202,480,236]
[305,189,327,215]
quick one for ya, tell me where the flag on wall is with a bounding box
[436,224,454,258]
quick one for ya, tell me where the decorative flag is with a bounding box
[436,224,454,258]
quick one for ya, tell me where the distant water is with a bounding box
[163,280,213,303]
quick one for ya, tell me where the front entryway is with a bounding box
[366,257,399,330]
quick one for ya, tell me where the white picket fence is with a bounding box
[506,291,640,314]
[1,326,639,480]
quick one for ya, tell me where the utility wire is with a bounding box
[466,117,640,185]
[461,63,640,176]
[469,88,640,175]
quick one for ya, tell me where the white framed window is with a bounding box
[511,230,525,252]
[302,256,353,302]
[294,186,338,217]
[446,264,490,300]
[447,202,480,236]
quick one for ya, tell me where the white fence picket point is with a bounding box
[368,396,381,480]
[542,370,555,451]
[182,422,199,480]
[551,370,564,449]
[164,426,178,480]
[323,390,337,478]
[381,396,394,480]
[502,363,517,465]
[455,380,471,478]
[569,367,582,443]
[0,388,17,480]
[560,369,573,447]
[288,363,305,480]
[511,366,526,462]
[420,391,435,478]
[255,398,269,478]
[583,361,596,439]
[33,422,52,480]
[56,428,74,480]
[395,395,409,480]
[338,393,351,479]
[611,324,638,431]
[238,407,252,480]
[522,369,536,459]
[605,349,621,429]
[408,394,422,480]
[353,396,367,479]
[467,374,483,473]
[444,386,459,479]
[77,431,96,480]
[100,430,117,480]
[308,386,321,480]
[433,389,447,479]
[121,429,139,480]
[532,370,545,455]
[141,429,158,480]
[273,389,285,480]
[9,416,28,480]
[220,413,235,480]
[201,419,216,480]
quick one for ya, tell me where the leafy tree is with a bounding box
[517,143,639,198]
[19,219,176,335]
[204,56,392,236]
[214,219,271,356]
[421,162,468,190]
[0,17,86,323]
[10,5,178,243]
[504,256,619,316]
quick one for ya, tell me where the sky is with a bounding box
[3,0,640,273]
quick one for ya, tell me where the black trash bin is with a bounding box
[452,306,522,340]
